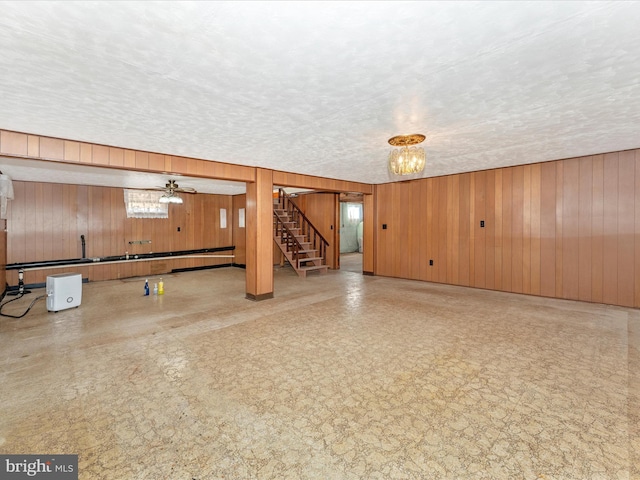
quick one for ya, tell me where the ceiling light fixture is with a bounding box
[388,134,426,176]
[159,193,183,204]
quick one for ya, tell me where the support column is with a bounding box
[245,168,274,300]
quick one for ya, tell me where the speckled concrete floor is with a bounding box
[1,266,638,479]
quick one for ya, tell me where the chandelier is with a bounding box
[388,134,426,176]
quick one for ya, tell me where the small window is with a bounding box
[123,189,168,218]
[347,204,362,223]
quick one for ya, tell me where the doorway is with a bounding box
[339,199,363,273]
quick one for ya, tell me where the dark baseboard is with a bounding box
[363,271,374,276]
[7,277,89,292]
[245,292,274,301]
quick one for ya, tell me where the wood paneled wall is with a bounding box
[232,194,247,266]
[375,150,640,308]
[291,193,339,269]
[5,181,235,285]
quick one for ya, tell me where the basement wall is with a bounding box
[374,149,640,309]
[5,182,237,286]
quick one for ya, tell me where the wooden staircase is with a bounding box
[273,189,329,278]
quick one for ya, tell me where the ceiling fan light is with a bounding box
[170,195,183,204]
[159,195,170,204]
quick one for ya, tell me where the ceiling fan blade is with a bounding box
[175,187,197,194]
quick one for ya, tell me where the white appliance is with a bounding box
[46,273,82,312]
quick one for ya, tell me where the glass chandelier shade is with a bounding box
[159,193,183,204]
[387,134,426,176]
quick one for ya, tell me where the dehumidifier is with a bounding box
[46,273,82,312]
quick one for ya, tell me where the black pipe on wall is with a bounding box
[5,246,235,270]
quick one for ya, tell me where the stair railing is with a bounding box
[273,211,304,267]
[275,188,329,266]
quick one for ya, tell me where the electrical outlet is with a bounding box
[429,259,434,266]
[480,220,485,228]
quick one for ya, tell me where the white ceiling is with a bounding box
[1,1,640,194]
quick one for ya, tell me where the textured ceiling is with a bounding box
[1,1,640,193]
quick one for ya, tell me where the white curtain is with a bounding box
[123,189,168,218]
[0,174,14,219]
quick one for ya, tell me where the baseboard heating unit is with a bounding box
[46,273,82,312]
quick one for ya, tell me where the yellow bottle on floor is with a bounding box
[158,277,164,295]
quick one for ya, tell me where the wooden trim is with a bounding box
[272,170,372,194]
[0,129,256,182]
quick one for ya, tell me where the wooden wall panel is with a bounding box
[376,183,393,277]
[445,176,456,284]
[562,158,580,300]
[425,178,436,282]
[511,166,524,294]
[473,170,486,289]
[391,184,402,277]
[437,178,448,283]
[409,182,421,279]
[418,182,428,280]
[578,157,593,302]
[397,183,410,277]
[374,148,640,308]
[0,131,28,156]
[602,153,619,305]
[618,151,635,307]
[484,170,496,289]
[555,161,564,298]
[493,170,503,290]
[501,168,513,292]
[522,165,532,294]
[530,164,541,296]
[5,181,235,286]
[457,174,469,286]
[591,155,604,303]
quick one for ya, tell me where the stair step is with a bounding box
[297,264,329,278]
[298,257,323,263]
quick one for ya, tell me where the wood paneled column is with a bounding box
[245,168,274,300]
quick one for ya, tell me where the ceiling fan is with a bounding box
[153,179,197,204]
